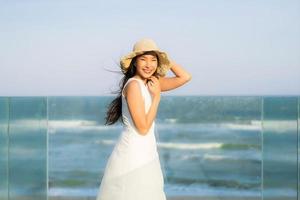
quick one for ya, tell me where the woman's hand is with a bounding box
[147,76,161,100]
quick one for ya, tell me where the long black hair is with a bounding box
[104,51,159,125]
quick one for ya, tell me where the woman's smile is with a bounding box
[143,69,152,74]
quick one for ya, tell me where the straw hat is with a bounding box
[120,38,171,77]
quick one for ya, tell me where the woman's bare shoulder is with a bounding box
[123,79,142,98]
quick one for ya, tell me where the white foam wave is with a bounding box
[220,120,262,131]
[158,142,223,150]
[6,119,47,126]
[181,150,261,161]
[50,120,97,127]
[95,139,116,145]
[48,120,119,134]
[1,119,115,134]
[203,154,231,161]
[94,139,223,150]
[49,187,98,196]
[164,118,178,123]
[180,154,202,160]
[156,121,263,132]
[262,120,298,134]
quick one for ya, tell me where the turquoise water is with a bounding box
[0,96,299,199]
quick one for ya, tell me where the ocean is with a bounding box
[0,96,299,199]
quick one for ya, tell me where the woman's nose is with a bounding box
[146,61,154,67]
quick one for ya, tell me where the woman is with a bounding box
[96,38,191,200]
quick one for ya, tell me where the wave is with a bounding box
[164,118,178,123]
[49,187,98,196]
[179,150,261,162]
[159,142,260,151]
[95,139,223,150]
[49,119,98,127]
[0,119,117,134]
[202,154,225,161]
[95,139,115,145]
[220,120,262,131]
[48,120,120,134]
[158,142,223,150]
[95,139,259,152]
[155,120,262,132]
[2,119,47,126]
[202,153,260,162]
[261,120,298,134]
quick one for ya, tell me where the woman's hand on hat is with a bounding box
[169,59,175,69]
[147,76,161,100]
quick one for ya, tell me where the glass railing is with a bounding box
[0,97,47,200]
[0,96,299,200]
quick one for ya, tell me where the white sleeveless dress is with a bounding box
[96,77,166,200]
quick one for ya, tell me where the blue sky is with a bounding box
[0,0,299,96]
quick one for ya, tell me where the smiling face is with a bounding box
[134,51,158,79]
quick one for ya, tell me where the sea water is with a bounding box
[1,96,298,198]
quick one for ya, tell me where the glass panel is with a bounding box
[262,96,298,200]
[45,95,300,199]
[0,97,9,200]
[9,97,47,200]
[298,96,300,200]
[48,96,111,199]
[157,96,262,199]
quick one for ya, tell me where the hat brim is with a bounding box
[120,50,171,77]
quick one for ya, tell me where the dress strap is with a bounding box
[121,78,146,98]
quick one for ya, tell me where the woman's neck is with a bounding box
[132,75,147,85]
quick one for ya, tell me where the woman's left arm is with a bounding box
[158,60,192,92]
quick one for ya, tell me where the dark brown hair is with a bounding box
[104,51,159,125]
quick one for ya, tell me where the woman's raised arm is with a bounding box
[158,60,192,92]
